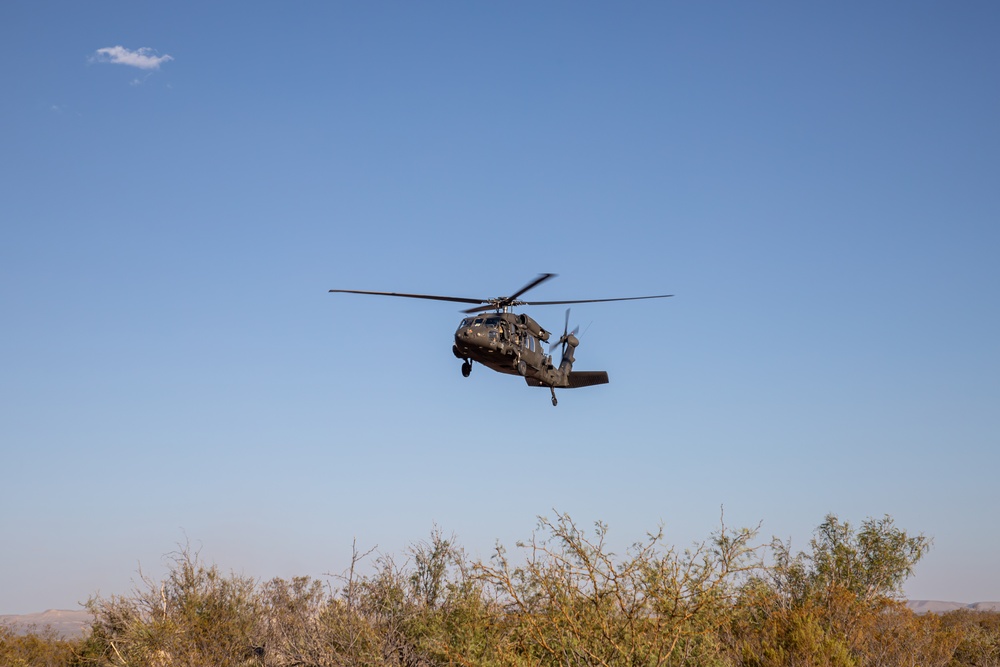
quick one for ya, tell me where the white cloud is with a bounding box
[92,46,173,70]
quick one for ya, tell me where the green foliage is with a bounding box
[811,514,932,603]
[767,513,932,609]
[729,513,949,667]
[475,511,760,667]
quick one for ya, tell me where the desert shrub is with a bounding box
[0,623,80,667]
[256,573,387,667]
[725,513,953,667]
[475,511,760,667]
[941,609,1000,667]
[82,544,262,666]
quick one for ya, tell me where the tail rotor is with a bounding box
[550,308,580,361]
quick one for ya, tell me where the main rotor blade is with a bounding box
[328,289,486,306]
[526,294,674,306]
[507,273,557,303]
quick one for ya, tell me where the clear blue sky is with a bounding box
[2,2,998,614]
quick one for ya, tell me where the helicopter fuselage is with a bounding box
[452,312,556,380]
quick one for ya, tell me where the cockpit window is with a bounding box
[485,317,500,327]
[460,318,473,328]
[473,318,484,326]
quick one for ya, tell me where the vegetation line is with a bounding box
[2,512,998,666]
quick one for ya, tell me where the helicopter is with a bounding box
[329,273,672,406]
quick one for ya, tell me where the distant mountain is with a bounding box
[0,609,90,638]
[907,600,1000,614]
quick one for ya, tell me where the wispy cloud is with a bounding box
[92,46,173,70]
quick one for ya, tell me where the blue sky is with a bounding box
[2,2,999,614]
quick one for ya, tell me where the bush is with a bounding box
[0,623,79,667]
[941,609,1000,667]
[82,544,262,666]
[475,511,760,667]
[726,513,955,667]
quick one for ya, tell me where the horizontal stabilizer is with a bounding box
[567,371,609,388]
[526,372,611,388]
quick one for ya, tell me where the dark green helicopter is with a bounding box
[329,274,671,406]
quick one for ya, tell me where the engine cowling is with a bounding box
[517,314,550,342]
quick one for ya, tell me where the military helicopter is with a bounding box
[329,274,672,406]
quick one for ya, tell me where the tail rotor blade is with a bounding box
[550,308,572,354]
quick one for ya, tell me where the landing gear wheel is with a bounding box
[461,361,472,378]
[516,359,528,376]
[550,388,558,406]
